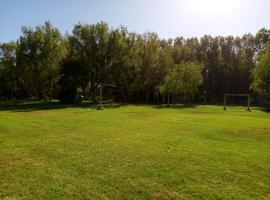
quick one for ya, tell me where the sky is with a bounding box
[0,0,269,42]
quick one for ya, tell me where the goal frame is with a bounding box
[223,94,250,111]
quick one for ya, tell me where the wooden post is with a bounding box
[224,95,226,111]
[99,83,103,106]
[162,95,165,104]
[111,89,114,104]
[247,94,250,111]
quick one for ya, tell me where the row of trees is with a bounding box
[1,21,270,104]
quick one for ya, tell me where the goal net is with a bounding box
[223,94,251,111]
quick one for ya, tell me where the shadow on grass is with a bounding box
[153,103,197,109]
[0,100,125,112]
[261,107,270,113]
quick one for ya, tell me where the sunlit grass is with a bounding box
[0,101,269,199]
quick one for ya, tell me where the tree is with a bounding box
[107,28,140,101]
[251,42,270,100]
[59,57,86,103]
[159,62,203,103]
[16,21,66,100]
[133,32,161,103]
[70,22,112,102]
[255,28,270,52]
[0,42,17,98]
[0,21,269,104]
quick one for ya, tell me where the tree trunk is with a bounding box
[162,95,165,104]
[91,81,96,103]
[99,83,103,106]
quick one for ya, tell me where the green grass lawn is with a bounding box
[0,101,270,200]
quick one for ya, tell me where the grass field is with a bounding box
[0,101,270,200]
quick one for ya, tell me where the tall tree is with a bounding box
[251,42,270,101]
[70,22,111,101]
[17,21,66,99]
[107,28,140,101]
[133,32,161,103]
[1,21,269,104]
[0,42,17,98]
[159,62,203,103]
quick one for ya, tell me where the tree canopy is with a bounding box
[1,21,270,104]
[252,42,270,100]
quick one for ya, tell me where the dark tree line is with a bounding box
[1,21,270,104]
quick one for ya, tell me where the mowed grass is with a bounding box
[0,101,270,200]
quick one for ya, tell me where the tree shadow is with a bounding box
[261,107,270,113]
[153,104,197,109]
[0,100,125,112]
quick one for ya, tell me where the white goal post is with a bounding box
[223,94,251,111]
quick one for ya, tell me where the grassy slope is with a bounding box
[0,102,269,200]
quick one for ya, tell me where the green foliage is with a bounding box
[59,58,85,103]
[133,33,162,99]
[0,42,17,97]
[251,42,270,100]
[69,22,111,101]
[1,22,270,103]
[159,62,203,99]
[107,28,140,100]
[16,21,66,99]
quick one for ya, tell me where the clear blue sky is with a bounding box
[1,0,269,42]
